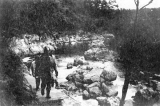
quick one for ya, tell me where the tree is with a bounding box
[118,0,154,106]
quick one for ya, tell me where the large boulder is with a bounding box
[83,68,103,84]
[100,69,117,81]
[89,87,102,98]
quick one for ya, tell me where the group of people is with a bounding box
[31,47,59,99]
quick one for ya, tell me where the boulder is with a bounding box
[96,97,111,106]
[100,69,117,81]
[83,90,90,100]
[67,62,73,69]
[66,73,76,82]
[89,87,102,98]
[73,57,85,66]
[83,68,103,84]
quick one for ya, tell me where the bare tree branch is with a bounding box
[140,0,154,10]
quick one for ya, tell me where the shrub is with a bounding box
[1,50,37,105]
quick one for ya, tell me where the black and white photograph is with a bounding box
[0,0,160,106]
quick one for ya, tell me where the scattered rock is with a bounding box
[96,97,111,106]
[89,87,102,98]
[67,62,73,69]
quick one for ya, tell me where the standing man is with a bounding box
[39,47,58,99]
[31,53,41,91]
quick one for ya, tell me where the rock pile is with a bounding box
[61,66,119,106]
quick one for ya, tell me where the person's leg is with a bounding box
[41,77,46,96]
[36,77,40,91]
[46,80,51,99]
